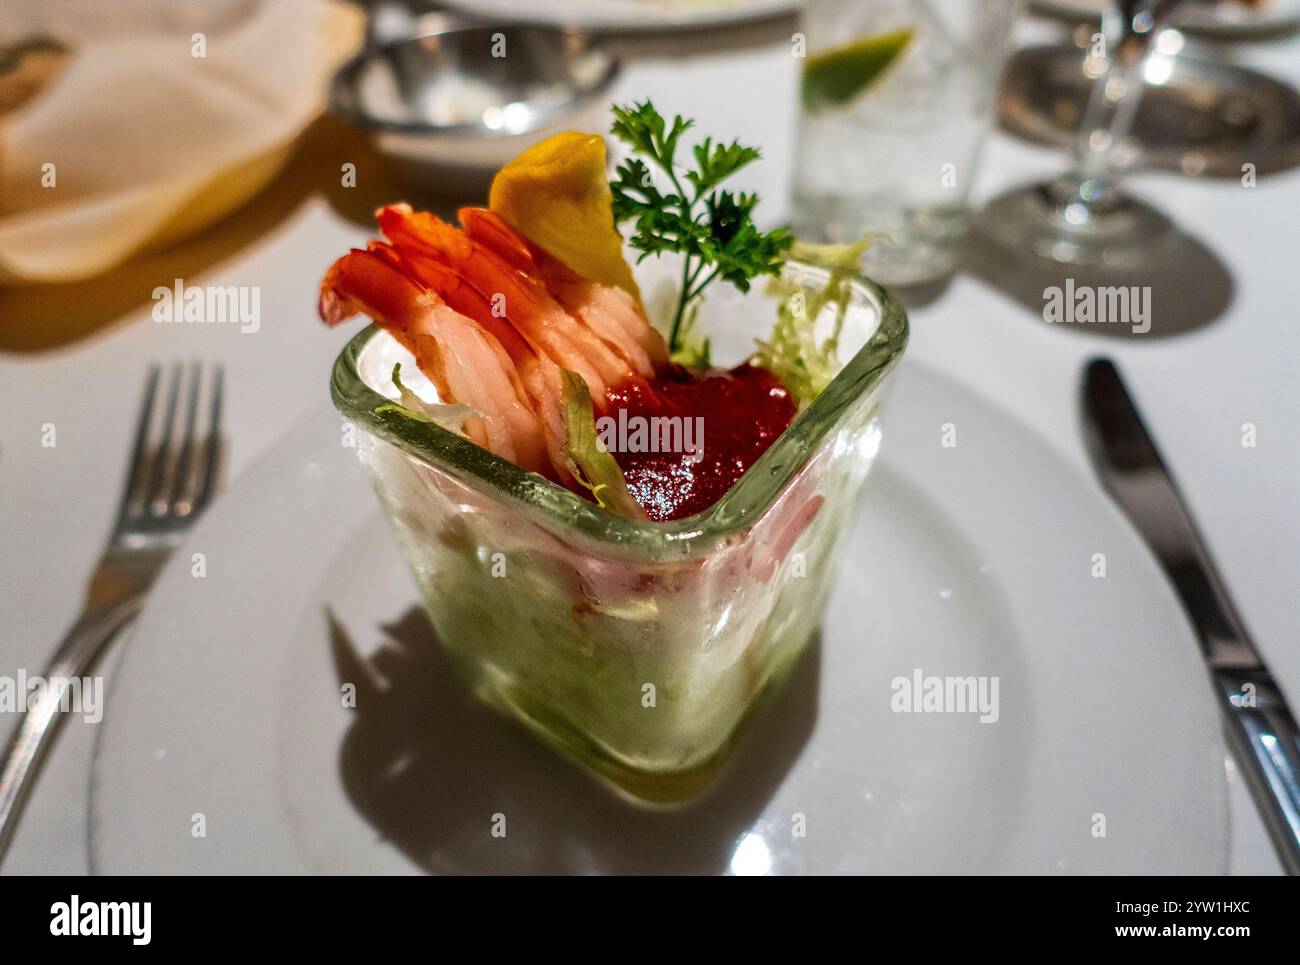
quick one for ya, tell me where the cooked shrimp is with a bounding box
[544,273,668,375]
[319,249,549,474]
[376,205,632,400]
[372,241,571,478]
[459,207,669,375]
[455,206,538,275]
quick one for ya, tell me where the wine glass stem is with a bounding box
[1066,0,1182,209]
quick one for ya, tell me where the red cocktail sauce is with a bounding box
[601,363,796,522]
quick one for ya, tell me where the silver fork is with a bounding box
[0,362,223,865]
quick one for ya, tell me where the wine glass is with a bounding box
[983,0,1190,266]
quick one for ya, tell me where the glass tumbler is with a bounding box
[331,262,908,803]
[793,0,1021,285]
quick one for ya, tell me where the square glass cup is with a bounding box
[331,261,907,803]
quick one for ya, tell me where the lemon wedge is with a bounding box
[801,28,915,113]
[489,131,641,301]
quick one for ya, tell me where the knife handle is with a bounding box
[1214,669,1300,875]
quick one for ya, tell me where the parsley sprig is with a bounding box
[609,101,792,356]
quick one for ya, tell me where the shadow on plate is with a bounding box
[327,606,818,874]
[957,217,1235,339]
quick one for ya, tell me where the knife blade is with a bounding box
[1082,357,1300,875]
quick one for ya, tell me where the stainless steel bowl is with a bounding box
[330,22,620,176]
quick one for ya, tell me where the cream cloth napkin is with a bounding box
[0,0,363,284]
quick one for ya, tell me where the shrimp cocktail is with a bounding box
[322,103,907,802]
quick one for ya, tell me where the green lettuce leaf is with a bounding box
[753,235,881,407]
[375,363,478,435]
[560,370,646,519]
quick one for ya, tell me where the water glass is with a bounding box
[793,0,1021,285]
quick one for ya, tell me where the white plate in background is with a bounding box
[1032,0,1300,39]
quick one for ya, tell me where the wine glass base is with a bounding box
[979,181,1177,269]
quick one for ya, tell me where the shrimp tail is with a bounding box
[318,248,551,476]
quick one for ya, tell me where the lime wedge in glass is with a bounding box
[801,27,915,113]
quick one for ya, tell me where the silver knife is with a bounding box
[1082,357,1300,875]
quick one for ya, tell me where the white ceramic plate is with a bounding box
[1032,0,1300,39]
[89,361,1227,874]
[436,0,799,33]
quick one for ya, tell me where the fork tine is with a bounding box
[169,362,203,517]
[116,364,161,527]
[143,363,183,516]
[191,365,224,515]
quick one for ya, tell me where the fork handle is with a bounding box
[0,595,143,867]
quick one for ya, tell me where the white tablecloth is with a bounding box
[1,12,1295,874]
